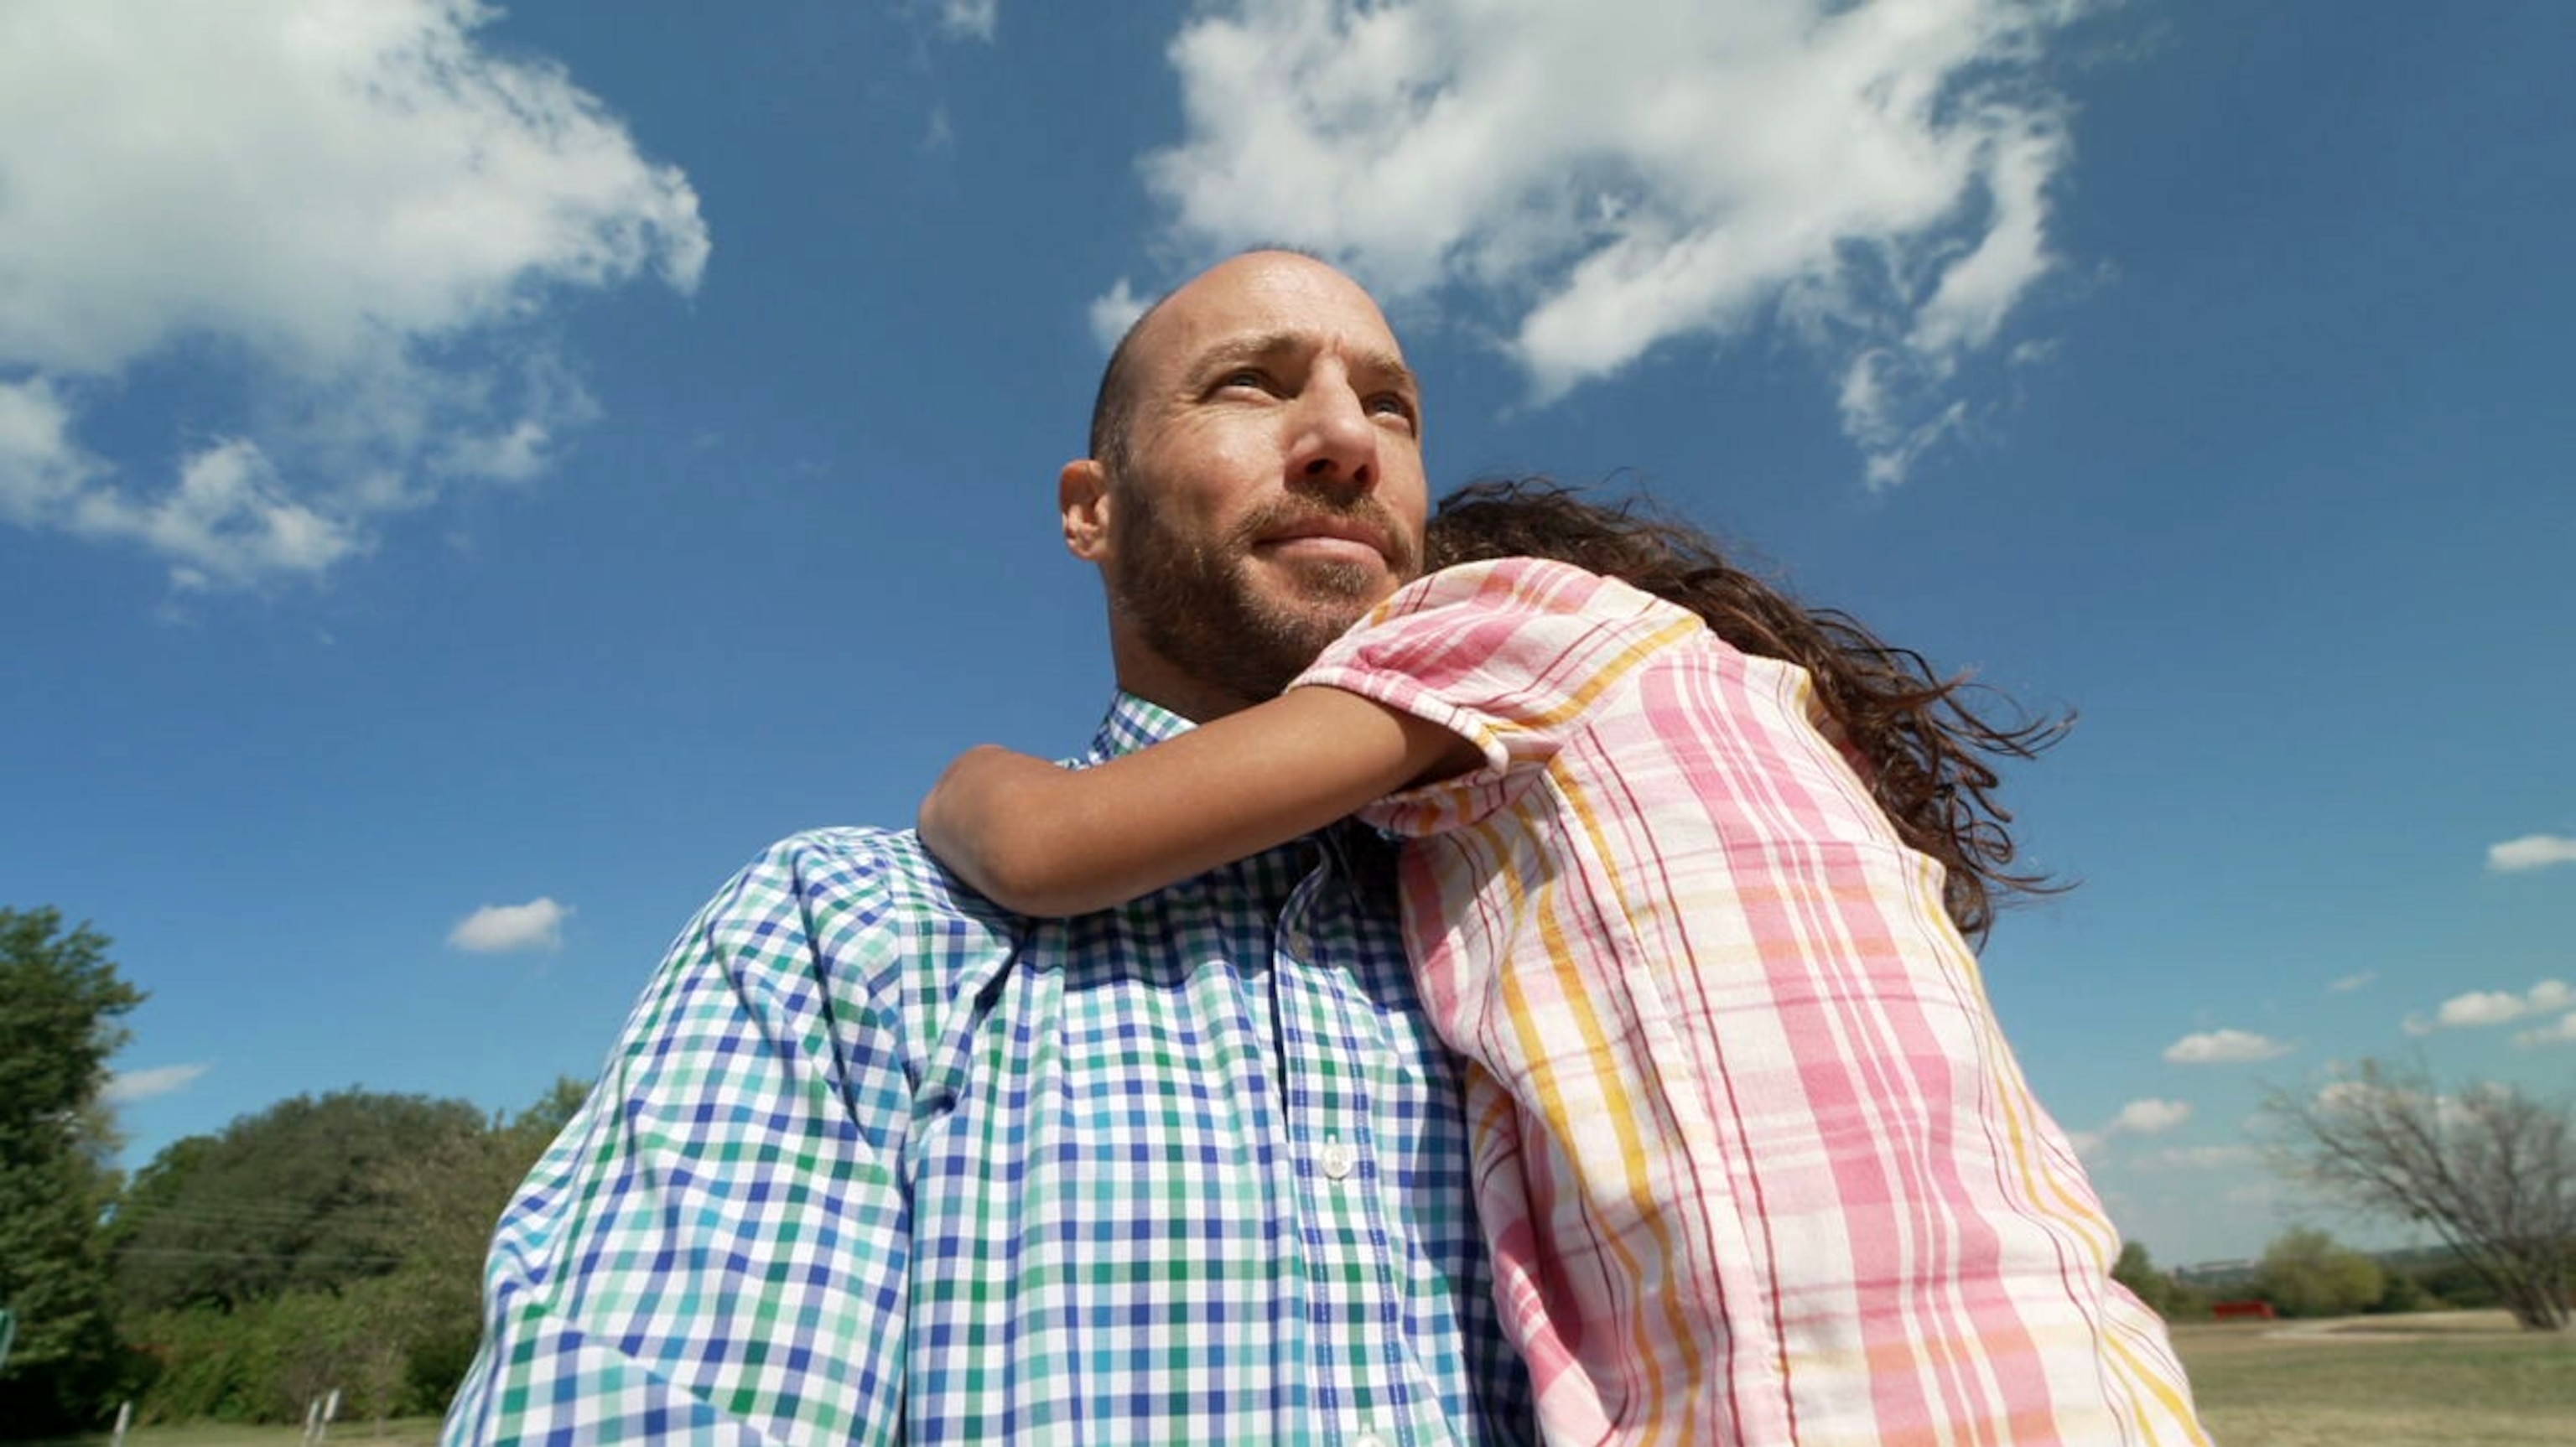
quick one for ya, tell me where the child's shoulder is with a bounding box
[1383,555,1669,623]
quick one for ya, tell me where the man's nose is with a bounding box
[1284,371,1379,495]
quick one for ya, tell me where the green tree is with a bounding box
[2256,1227,2386,1319]
[120,1076,589,1425]
[358,1076,591,1410]
[109,1089,486,1316]
[2371,1268,2436,1315]
[2111,1238,2210,1321]
[2415,1256,2504,1310]
[0,907,145,1435]
[2113,1240,2178,1316]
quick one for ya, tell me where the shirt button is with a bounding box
[1320,1139,1357,1180]
[1351,1433,1388,1447]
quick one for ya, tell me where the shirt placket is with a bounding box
[1271,835,1418,1447]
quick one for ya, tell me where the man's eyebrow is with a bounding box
[1356,349,1421,398]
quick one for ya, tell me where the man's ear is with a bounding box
[1060,458,1111,563]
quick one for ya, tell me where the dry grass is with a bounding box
[2174,1309,2576,1447]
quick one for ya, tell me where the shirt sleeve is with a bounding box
[1291,558,1701,837]
[442,833,917,1447]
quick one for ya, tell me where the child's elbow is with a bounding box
[967,850,1103,919]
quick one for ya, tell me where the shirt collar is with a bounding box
[1080,690,1401,904]
[1083,690,1197,765]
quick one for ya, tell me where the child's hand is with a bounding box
[918,744,1071,908]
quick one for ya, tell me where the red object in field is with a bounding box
[2210,1299,2277,1321]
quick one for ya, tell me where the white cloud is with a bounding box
[2143,1144,2257,1172]
[2069,1097,2195,1160]
[2406,980,2573,1036]
[2514,1013,2576,1049]
[0,377,101,519]
[97,438,365,591]
[1123,0,2088,485]
[2488,834,2576,872]
[449,897,574,954]
[3,385,364,589]
[2110,1098,2193,1136]
[2328,972,2376,993]
[938,0,999,42]
[0,0,707,591]
[2163,1029,2293,1065]
[2438,992,2530,1028]
[1089,277,1150,353]
[101,1062,211,1106]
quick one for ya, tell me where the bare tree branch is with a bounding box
[2259,1060,2574,1330]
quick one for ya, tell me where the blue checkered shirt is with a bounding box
[443,693,1536,1444]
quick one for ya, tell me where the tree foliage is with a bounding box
[340,1074,589,1414]
[2255,1227,2385,1318]
[2111,1239,2204,1320]
[0,907,145,1435]
[1,910,591,1434]
[124,1275,433,1428]
[0,910,144,1164]
[2261,1059,2575,1331]
[108,1089,488,1315]
[117,1076,589,1426]
[2369,1267,2436,1315]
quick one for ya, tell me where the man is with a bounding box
[443,252,1535,1444]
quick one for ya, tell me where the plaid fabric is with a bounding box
[1297,559,2210,1447]
[443,693,1536,1446]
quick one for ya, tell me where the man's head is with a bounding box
[1062,251,1427,721]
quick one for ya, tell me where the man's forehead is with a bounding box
[1148,255,1405,367]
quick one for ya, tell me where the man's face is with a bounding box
[1067,252,1428,718]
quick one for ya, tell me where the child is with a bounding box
[920,480,2207,1446]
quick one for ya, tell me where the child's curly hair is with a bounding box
[1426,479,2071,946]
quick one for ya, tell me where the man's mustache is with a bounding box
[1229,495,1422,577]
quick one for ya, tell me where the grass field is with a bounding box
[2173,1310,2576,1446]
[30,1425,442,1447]
[33,1311,2575,1446]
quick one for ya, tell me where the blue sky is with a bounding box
[4,0,2568,1268]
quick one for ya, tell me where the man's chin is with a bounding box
[1249,585,1384,646]
[1110,542,1400,704]
[1249,555,1397,613]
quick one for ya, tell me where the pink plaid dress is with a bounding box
[1296,558,2206,1447]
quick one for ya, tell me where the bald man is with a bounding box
[445,252,1535,1445]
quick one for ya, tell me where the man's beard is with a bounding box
[1107,485,1420,707]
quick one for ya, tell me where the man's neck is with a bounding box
[1109,646,1259,725]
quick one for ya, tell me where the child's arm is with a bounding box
[919,687,1483,916]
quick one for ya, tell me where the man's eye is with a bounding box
[1218,369,1270,391]
[1369,394,1419,427]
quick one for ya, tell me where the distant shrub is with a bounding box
[2369,1269,2438,1315]
[2412,1258,2505,1311]
[125,1305,260,1424]
[2114,1240,2217,1321]
[2256,1228,2385,1319]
